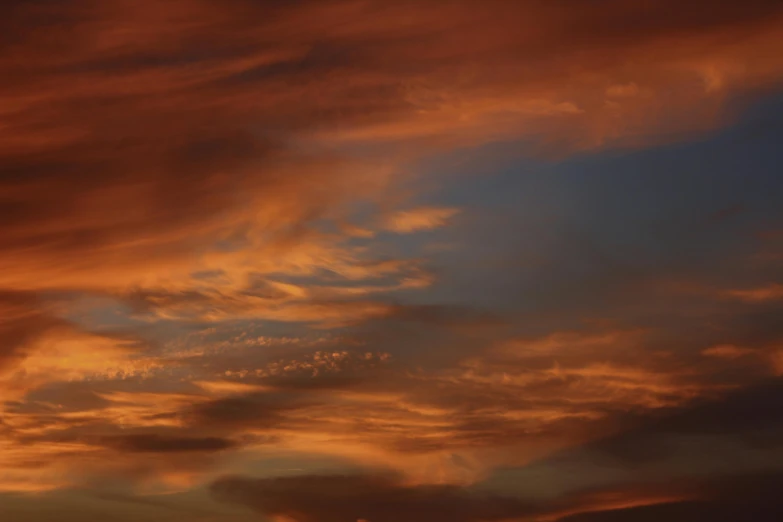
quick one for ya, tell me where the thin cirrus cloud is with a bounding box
[723,283,783,302]
[1,0,783,521]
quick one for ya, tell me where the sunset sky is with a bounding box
[2,1,783,521]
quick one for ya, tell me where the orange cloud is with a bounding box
[384,207,461,233]
[701,344,757,359]
[2,0,783,509]
[2,0,782,321]
[3,0,782,292]
[724,283,783,302]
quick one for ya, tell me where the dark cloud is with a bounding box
[481,378,783,500]
[588,377,783,464]
[0,291,63,370]
[210,469,783,522]
[556,472,783,522]
[210,473,535,522]
[102,434,237,453]
[185,391,311,430]
[4,382,112,415]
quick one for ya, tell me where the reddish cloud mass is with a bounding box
[2,1,783,521]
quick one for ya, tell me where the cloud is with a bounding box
[2,0,782,294]
[210,469,783,522]
[555,472,783,522]
[101,434,238,454]
[1,0,781,357]
[1,0,783,508]
[184,392,306,430]
[210,472,535,522]
[701,344,757,359]
[479,377,783,504]
[617,376,783,446]
[724,283,783,302]
[0,292,61,372]
[383,207,461,233]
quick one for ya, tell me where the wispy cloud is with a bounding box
[1,0,783,518]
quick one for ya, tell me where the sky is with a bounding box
[1,1,783,521]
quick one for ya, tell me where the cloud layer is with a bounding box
[2,0,783,520]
